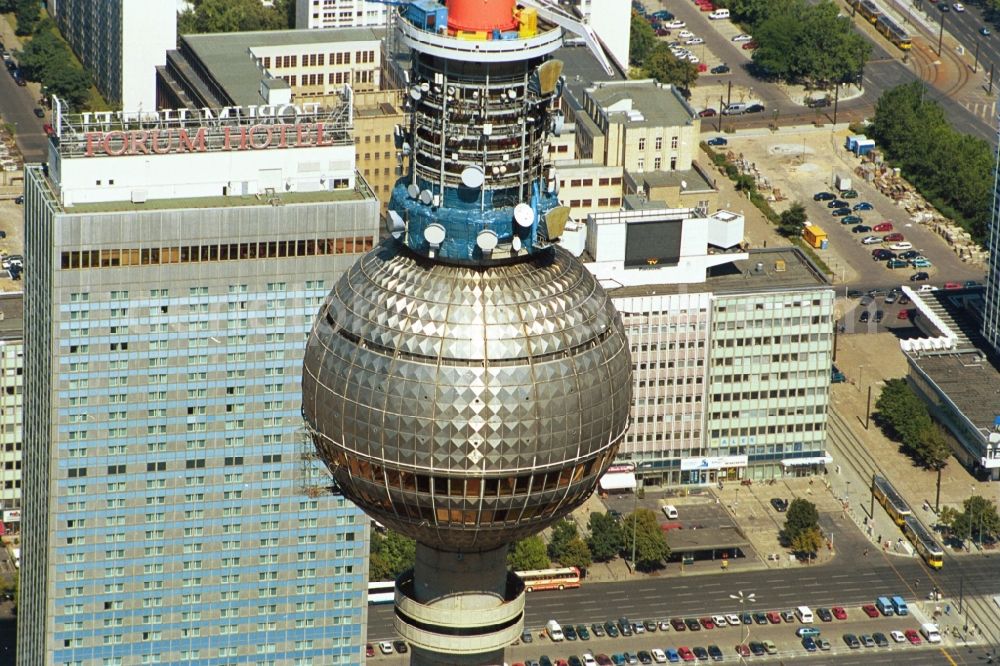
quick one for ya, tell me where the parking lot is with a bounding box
[709,127,986,296]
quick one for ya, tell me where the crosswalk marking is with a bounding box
[961,99,997,121]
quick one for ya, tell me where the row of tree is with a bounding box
[716,0,871,86]
[178,0,294,34]
[629,12,699,93]
[509,509,672,573]
[875,378,951,472]
[14,19,92,109]
[869,82,991,244]
[0,0,39,36]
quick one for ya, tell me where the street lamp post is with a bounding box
[729,590,756,665]
[937,12,946,57]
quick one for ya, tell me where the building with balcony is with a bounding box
[296,0,388,29]
[51,0,176,110]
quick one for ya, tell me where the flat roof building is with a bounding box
[18,96,378,665]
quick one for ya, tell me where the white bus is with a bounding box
[367,580,395,605]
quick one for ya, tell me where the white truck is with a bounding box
[546,619,564,641]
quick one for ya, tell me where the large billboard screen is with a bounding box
[624,219,683,268]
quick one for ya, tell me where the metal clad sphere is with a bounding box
[303,240,632,551]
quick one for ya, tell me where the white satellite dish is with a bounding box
[680,180,688,190]
[514,203,535,228]
[424,223,446,245]
[419,81,430,92]
[386,210,405,239]
[419,190,433,205]
[507,89,517,99]
[407,183,420,199]
[409,88,422,101]
[512,236,522,252]
[461,166,485,188]
[476,229,499,252]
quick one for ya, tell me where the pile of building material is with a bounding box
[853,159,986,267]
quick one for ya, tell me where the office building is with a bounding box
[564,207,835,486]
[18,96,378,666]
[296,0,387,29]
[984,122,1000,354]
[52,0,176,111]
[0,294,22,529]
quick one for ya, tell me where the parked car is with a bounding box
[832,208,852,217]
[732,33,753,42]
[748,642,766,656]
[664,19,686,28]
[807,97,831,108]
[379,641,394,655]
[843,634,861,649]
[366,643,376,657]
[734,644,750,658]
[816,607,833,622]
[813,191,835,201]
[802,637,817,652]
[761,640,777,655]
[13,195,23,205]
[699,108,717,117]
[861,235,881,244]
[766,611,781,624]
[886,258,909,269]
[883,232,905,242]
[890,630,907,643]
[741,41,758,49]
[752,612,768,625]
[862,605,880,618]
[874,310,884,323]
[853,201,874,211]
[33,107,45,118]
[817,638,831,650]
[841,215,863,224]
[905,629,922,644]
[706,137,727,146]
[832,606,847,620]
[685,37,705,45]
[677,647,695,662]
[770,497,788,512]
[911,258,932,268]
[842,189,859,198]
[981,26,991,36]
[393,640,408,653]
[872,249,895,260]
[873,222,893,232]
[851,224,872,234]
[591,623,606,637]
[873,632,889,647]
[890,242,913,250]
[698,617,715,630]
[859,310,870,323]
[710,64,730,74]
[745,103,765,113]
[897,309,912,320]
[685,618,701,631]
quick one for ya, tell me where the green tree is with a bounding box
[368,529,416,581]
[622,508,670,572]
[789,526,825,561]
[875,378,933,453]
[629,11,657,66]
[587,511,624,562]
[778,201,807,237]
[547,519,578,562]
[644,43,698,91]
[870,82,991,244]
[958,495,1000,545]
[179,0,288,34]
[558,537,593,572]
[507,536,550,571]
[781,498,819,544]
[45,62,92,110]
[14,0,40,36]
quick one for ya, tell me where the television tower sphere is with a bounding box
[302,242,632,552]
[302,0,627,661]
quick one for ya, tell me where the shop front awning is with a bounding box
[599,472,637,491]
[780,455,833,467]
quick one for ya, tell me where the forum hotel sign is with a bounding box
[52,95,354,159]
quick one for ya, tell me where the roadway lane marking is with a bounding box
[939,647,959,666]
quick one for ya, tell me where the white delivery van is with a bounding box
[723,102,747,115]
[708,8,730,19]
[661,504,678,519]
[920,623,941,643]
[796,606,814,623]
[547,619,564,641]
